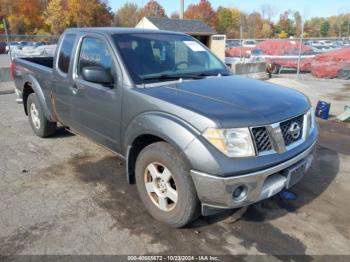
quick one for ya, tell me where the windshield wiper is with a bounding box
[141,74,204,81]
[141,72,231,83]
[199,72,231,77]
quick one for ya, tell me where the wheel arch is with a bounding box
[22,75,52,120]
[124,112,200,184]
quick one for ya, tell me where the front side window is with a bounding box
[58,34,76,74]
[112,33,229,84]
[77,37,114,82]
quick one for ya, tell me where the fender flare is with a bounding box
[23,75,53,120]
[123,111,201,183]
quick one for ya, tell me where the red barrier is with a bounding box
[311,48,350,78]
[255,39,312,56]
[225,47,253,58]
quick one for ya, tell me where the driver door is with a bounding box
[70,34,123,152]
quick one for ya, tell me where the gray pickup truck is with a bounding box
[12,28,318,227]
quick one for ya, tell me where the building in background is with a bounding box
[136,16,226,61]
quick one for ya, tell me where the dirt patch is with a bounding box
[318,120,350,155]
[342,84,350,92]
[0,222,54,255]
[326,83,350,101]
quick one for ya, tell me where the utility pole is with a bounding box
[239,14,243,62]
[240,24,243,61]
[297,16,304,79]
[180,0,184,19]
[2,18,12,62]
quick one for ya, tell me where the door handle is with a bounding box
[71,84,79,95]
[71,84,85,94]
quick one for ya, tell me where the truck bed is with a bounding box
[19,57,54,69]
[13,56,54,103]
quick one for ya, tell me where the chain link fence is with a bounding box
[225,37,350,80]
[1,34,350,80]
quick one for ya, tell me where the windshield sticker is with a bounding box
[184,41,206,52]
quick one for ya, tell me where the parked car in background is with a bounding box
[5,42,20,53]
[319,40,333,47]
[0,41,7,54]
[312,45,333,53]
[242,39,257,48]
[226,40,241,48]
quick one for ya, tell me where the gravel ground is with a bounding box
[0,80,350,256]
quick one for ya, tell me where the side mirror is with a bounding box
[82,66,113,86]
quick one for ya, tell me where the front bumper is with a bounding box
[190,141,316,214]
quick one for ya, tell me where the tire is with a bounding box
[135,142,200,227]
[337,68,350,80]
[27,93,57,138]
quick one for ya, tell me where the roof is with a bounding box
[64,27,186,36]
[144,17,216,35]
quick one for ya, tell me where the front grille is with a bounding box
[280,115,304,146]
[252,113,306,155]
[251,127,272,153]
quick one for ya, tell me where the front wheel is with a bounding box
[135,142,200,227]
[27,93,57,138]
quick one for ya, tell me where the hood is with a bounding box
[138,75,310,128]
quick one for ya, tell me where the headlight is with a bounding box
[202,128,255,157]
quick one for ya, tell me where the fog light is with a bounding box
[232,185,248,201]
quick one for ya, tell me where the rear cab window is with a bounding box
[57,34,76,74]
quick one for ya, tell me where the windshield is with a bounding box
[112,33,230,84]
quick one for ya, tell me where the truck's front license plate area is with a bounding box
[283,160,308,189]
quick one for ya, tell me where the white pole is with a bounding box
[180,0,184,19]
[297,17,304,79]
[3,18,13,62]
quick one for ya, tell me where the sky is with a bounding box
[109,0,350,20]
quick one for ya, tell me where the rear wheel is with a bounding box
[27,93,57,137]
[135,142,200,227]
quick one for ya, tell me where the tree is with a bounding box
[278,30,288,38]
[3,0,45,34]
[141,0,166,17]
[276,11,294,36]
[18,0,45,32]
[294,11,302,36]
[44,0,68,35]
[247,12,263,38]
[304,17,324,37]
[67,0,112,28]
[320,20,330,37]
[216,7,241,35]
[114,3,140,27]
[184,0,217,28]
[261,22,273,38]
[7,15,26,34]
